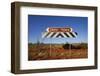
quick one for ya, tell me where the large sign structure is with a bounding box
[42,27,78,38]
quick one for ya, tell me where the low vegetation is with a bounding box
[28,42,88,60]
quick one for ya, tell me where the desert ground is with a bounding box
[28,43,88,60]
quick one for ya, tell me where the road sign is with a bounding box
[46,27,72,32]
[42,27,77,38]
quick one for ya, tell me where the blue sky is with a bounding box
[28,15,88,44]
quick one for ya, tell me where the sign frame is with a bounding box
[11,2,98,74]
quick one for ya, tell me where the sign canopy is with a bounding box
[42,32,78,38]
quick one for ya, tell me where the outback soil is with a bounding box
[28,44,88,60]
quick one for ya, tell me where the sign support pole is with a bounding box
[69,43,71,58]
[50,39,52,58]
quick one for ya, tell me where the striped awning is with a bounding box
[42,32,78,38]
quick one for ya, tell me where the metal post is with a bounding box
[70,43,71,58]
[50,39,52,57]
[69,43,71,58]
